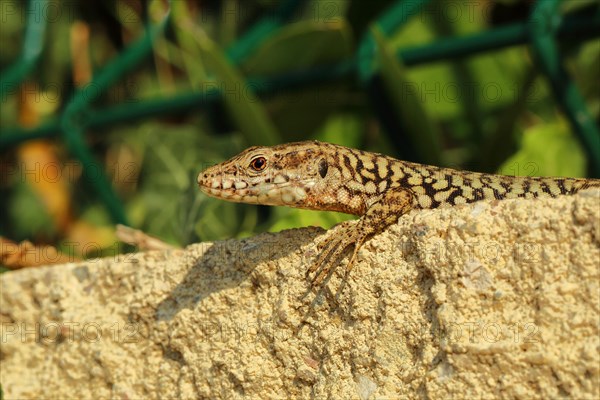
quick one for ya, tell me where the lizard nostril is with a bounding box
[198,172,209,186]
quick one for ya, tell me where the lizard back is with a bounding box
[198,140,600,216]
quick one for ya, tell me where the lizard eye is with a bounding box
[249,156,267,171]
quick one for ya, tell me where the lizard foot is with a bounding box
[306,220,366,288]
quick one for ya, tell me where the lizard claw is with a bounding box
[306,220,365,287]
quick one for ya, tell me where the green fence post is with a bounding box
[0,0,49,100]
[529,0,600,177]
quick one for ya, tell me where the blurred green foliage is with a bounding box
[0,0,598,260]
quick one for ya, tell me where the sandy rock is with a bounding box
[1,189,599,399]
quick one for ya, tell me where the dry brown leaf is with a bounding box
[0,237,79,269]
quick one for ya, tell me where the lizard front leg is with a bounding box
[307,186,415,287]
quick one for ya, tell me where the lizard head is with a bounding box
[197,141,349,210]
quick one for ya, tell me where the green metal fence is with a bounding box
[1,0,599,227]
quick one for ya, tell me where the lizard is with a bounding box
[197,140,600,287]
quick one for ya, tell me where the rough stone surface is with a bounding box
[1,190,599,399]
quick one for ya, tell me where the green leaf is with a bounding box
[373,28,442,164]
[314,113,363,148]
[242,20,353,76]
[171,2,209,85]
[9,183,55,240]
[498,121,588,177]
[196,35,280,146]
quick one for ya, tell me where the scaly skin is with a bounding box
[197,141,600,286]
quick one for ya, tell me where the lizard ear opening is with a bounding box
[318,158,328,178]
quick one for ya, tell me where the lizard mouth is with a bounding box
[198,175,254,199]
[197,172,311,205]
